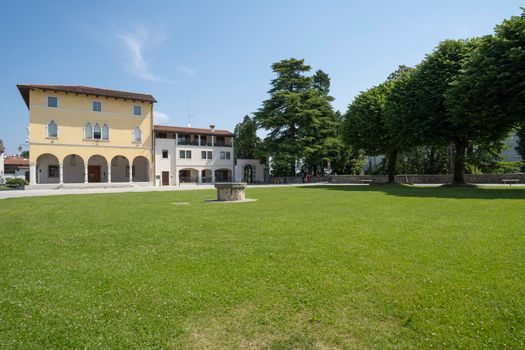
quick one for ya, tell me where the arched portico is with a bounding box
[36,154,60,184]
[87,155,108,183]
[132,156,149,182]
[215,168,232,182]
[63,154,85,183]
[111,155,129,182]
[179,168,198,183]
[201,169,213,183]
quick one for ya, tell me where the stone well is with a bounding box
[215,182,247,201]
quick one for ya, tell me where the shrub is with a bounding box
[6,178,29,186]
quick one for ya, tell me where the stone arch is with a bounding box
[111,155,129,182]
[132,156,149,182]
[215,168,232,182]
[87,155,108,183]
[201,169,213,183]
[63,154,85,183]
[36,153,60,184]
[243,164,254,183]
[179,168,198,183]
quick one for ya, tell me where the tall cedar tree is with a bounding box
[300,70,341,175]
[255,59,338,176]
[233,115,261,159]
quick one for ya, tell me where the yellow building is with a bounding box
[17,85,156,187]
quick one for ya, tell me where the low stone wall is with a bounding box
[329,173,525,184]
[269,176,329,184]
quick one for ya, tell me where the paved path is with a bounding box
[0,182,331,200]
[1,182,523,200]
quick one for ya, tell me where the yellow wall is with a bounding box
[28,89,154,176]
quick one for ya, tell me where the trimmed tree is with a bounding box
[343,81,399,182]
[445,11,525,180]
[384,39,479,184]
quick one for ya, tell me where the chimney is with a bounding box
[210,124,216,132]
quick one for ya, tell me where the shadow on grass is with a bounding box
[298,184,525,200]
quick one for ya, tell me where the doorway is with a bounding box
[88,166,101,183]
[162,171,170,186]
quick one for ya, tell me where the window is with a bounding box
[226,152,231,160]
[85,123,92,139]
[157,132,167,138]
[102,124,109,140]
[48,96,58,108]
[133,127,141,142]
[93,123,101,139]
[202,151,212,159]
[201,151,206,159]
[92,101,101,112]
[207,151,213,159]
[48,165,59,178]
[180,150,191,159]
[47,120,58,137]
[162,150,168,159]
[133,105,142,116]
[220,151,225,160]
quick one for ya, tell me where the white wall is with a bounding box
[0,152,4,184]
[235,159,266,183]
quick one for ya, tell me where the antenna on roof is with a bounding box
[186,99,195,128]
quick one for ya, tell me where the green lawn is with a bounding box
[1,185,524,349]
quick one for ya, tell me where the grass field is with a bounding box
[1,185,524,349]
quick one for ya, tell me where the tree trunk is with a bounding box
[452,140,468,185]
[387,150,398,183]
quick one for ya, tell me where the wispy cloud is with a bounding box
[179,65,196,76]
[154,111,170,124]
[116,24,175,83]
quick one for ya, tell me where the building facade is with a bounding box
[4,156,29,181]
[18,85,156,186]
[0,140,4,184]
[153,125,235,186]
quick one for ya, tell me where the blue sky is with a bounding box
[0,0,521,154]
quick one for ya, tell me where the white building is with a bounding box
[153,125,235,186]
[234,158,267,183]
[0,140,4,184]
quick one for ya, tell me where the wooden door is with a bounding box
[88,166,101,183]
[162,171,170,186]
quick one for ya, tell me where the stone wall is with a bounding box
[269,176,329,184]
[329,173,525,184]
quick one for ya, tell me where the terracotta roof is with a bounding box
[154,125,234,136]
[4,157,29,166]
[17,84,157,108]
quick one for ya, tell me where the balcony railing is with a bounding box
[214,142,233,147]
[177,140,199,146]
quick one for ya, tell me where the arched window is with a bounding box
[85,123,92,139]
[93,123,101,139]
[133,127,141,142]
[102,124,109,140]
[47,120,58,137]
